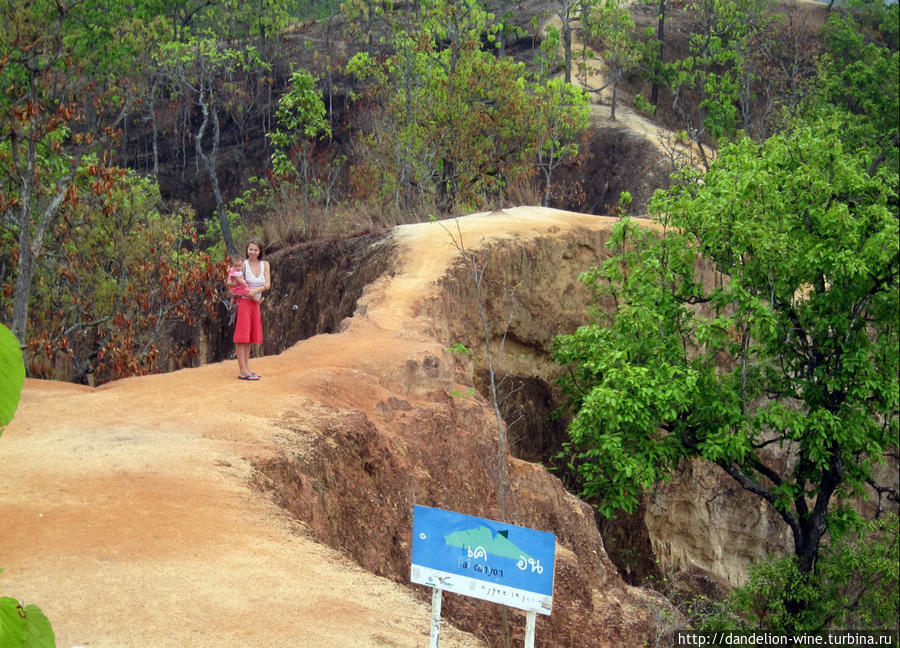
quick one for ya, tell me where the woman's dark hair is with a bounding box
[246,238,265,260]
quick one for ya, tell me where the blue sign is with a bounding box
[410,505,556,614]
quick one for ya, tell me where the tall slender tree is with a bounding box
[155,34,269,254]
[1,1,81,346]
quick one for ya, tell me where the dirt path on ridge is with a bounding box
[0,208,617,648]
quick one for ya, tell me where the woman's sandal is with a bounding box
[237,374,260,381]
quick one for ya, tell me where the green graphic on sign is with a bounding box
[444,526,533,562]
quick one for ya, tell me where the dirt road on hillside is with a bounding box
[0,208,617,648]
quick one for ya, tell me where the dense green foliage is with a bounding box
[555,119,898,521]
[555,4,898,619]
[816,5,899,175]
[346,0,589,213]
[555,118,898,624]
[578,0,642,120]
[720,515,899,633]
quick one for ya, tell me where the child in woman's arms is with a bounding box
[227,253,263,303]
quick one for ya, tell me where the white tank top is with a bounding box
[243,260,267,291]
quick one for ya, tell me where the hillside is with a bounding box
[4,1,891,645]
[1,208,664,648]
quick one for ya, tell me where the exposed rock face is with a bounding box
[383,216,797,592]
[253,381,659,646]
[240,207,896,618]
[249,210,665,647]
[645,460,793,589]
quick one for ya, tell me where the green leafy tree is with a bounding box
[484,0,519,57]
[159,0,230,42]
[716,515,899,632]
[217,0,300,49]
[579,0,642,120]
[346,0,591,215]
[1,0,88,347]
[553,118,898,622]
[235,68,337,239]
[550,0,591,84]
[268,69,332,180]
[665,0,776,165]
[346,0,535,213]
[342,0,397,51]
[533,78,590,205]
[816,1,899,175]
[647,0,668,108]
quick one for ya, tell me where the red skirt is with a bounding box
[233,298,263,344]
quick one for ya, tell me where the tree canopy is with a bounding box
[554,113,898,621]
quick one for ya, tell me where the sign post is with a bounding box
[524,611,536,646]
[430,587,442,648]
[411,505,556,647]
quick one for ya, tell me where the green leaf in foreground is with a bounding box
[0,324,25,432]
[21,604,55,648]
[0,596,28,648]
[0,597,56,648]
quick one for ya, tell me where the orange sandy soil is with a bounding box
[1,208,617,648]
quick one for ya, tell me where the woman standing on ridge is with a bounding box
[228,238,270,380]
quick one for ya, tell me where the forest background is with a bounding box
[1,0,894,388]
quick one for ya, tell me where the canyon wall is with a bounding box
[235,210,812,644]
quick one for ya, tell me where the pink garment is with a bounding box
[233,296,263,344]
[229,267,250,298]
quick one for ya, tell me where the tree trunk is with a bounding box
[11,233,34,348]
[11,189,68,346]
[195,88,236,255]
[150,79,160,179]
[782,452,841,623]
[543,165,553,206]
[440,159,458,212]
[562,9,573,84]
[11,138,35,346]
[493,0,510,57]
[610,74,619,120]
[540,140,556,206]
[650,0,666,107]
[11,137,70,348]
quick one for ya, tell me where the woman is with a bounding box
[228,238,270,380]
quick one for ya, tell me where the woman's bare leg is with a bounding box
[236,342,251,376]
